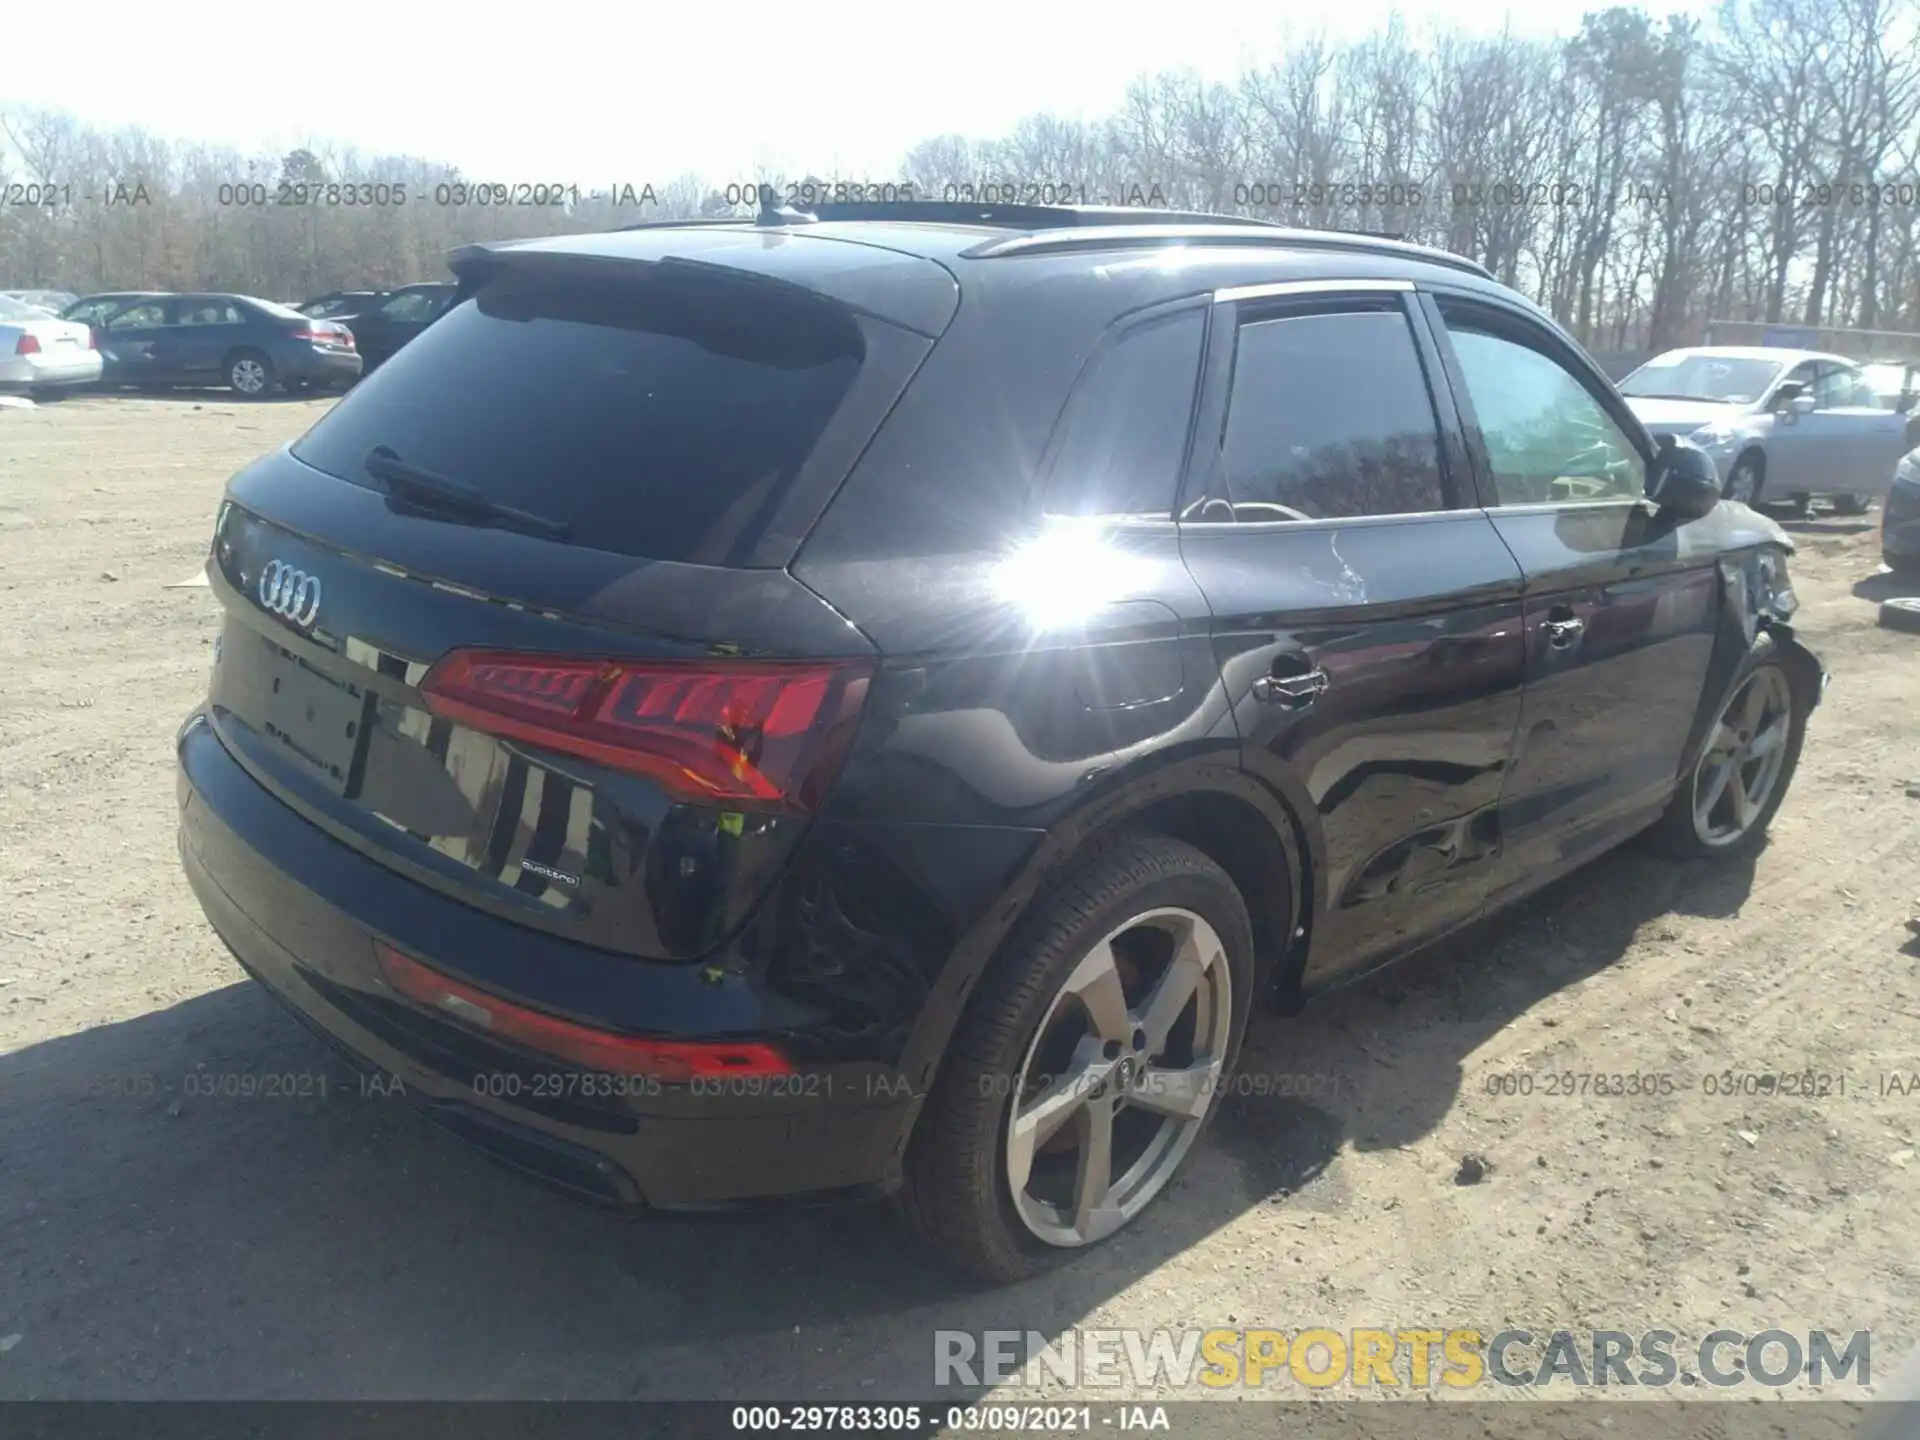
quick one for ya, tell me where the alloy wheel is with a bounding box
[1691,667,1793,847]
[231,359,266,394]
[1004,907,1232,1248]
[1725,462,1759,504]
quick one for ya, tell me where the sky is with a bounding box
[5,0,1720,184]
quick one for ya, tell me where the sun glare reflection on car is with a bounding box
[989,520,1157,633]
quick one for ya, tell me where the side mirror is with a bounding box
[1897,393,1917,415]
[1771,380,1804,413]
[1791,394,1816,416]
[1647,435,1721,519]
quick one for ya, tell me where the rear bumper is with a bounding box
[0,349,101,388]
[279,347,362,383]
[176,712,918,1211]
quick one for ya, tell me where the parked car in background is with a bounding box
[95,293,361,396]
[0,293,102,395]
[1884,445,1920,576]
[1862,360,1919,414]
[299,290,389,321]
[332,282,457,370]
[2,289,79,315]
[177,202,1825,1283]
[1620,346,1919,514]
[61,291,169,339]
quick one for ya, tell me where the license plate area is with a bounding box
[262,649,369,795]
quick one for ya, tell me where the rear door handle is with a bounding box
[1544,612,1585,647]
[1253,667,1329,707]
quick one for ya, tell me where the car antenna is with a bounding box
[755,183,816,227]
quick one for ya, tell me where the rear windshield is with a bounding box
[292,267,865,564]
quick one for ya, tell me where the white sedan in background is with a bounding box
[0,294,102,396]
[1620,346,1917,514]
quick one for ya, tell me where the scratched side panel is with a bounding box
[1179,511,1528,987]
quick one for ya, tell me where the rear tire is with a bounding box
[225,349,276,398]
[901,834,1256,1285]
[1830,492,1874,516]
[1881,597,1920,634]
[1647,635,1807,861]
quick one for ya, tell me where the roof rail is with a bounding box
[961,223,1495,279]
[797,200,1286,230]
[611,216,757,233]
[610,201,1286,234]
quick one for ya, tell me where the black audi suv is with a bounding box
[176,200,1825,1283]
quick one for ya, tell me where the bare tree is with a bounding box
[4,5,1919,351]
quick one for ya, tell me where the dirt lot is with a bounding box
[0,395,1916,1412]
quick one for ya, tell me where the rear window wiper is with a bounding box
[363,445,571,542]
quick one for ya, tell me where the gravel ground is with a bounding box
[0,394,1916,1416]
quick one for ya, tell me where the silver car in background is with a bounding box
[1620,346,1919,514]
[0,294,103,396]
[1,289,79,315]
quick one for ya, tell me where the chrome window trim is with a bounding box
[1177,507,1479,533]
[1213,278,1415,304]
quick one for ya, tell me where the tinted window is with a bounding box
[292,268,865,564]
[304,295,371,318]
[178,299,245,326]
[106,301,168,330]
[66,298,133,325]
[1443,318,1646,506]
[1044,308,1205,517]
[1214,307,1445,521]
[381,289,448,322]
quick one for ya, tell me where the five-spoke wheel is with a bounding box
[902,835,1256,1284]
[1005,908,1232,1248]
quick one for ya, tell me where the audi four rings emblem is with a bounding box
[258,560,322,627]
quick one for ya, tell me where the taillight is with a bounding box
[373,941,792,1080]
[15,334,41,356]
[420,651,871,812]
[85,330,96,350]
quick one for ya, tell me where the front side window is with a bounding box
[106,301,169,331]
[1778,362,1822,405]
[66,298,124,325]
[1813,364,1872,409]
[1212,305,1446,522]
[1441,312,1645,506]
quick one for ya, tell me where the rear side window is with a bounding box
[1043,308,1205,518]
[381,289,448,322]
[292,268,865,564]
[1215,306,1446,521]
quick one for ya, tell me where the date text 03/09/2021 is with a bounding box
[727,1404,1171,1433]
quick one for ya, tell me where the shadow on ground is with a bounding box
[0,841,1754,1401]
[1853,568,1920,603]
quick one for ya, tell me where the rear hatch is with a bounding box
[202,237,955,960]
